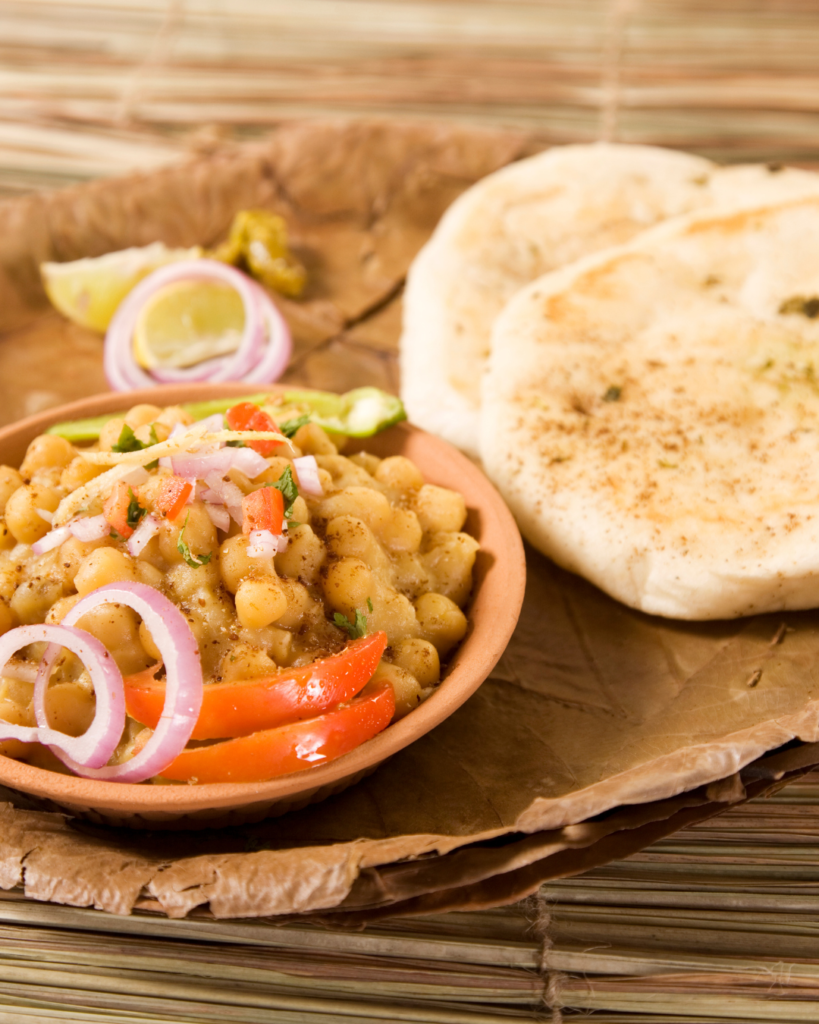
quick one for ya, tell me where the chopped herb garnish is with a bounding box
[266,465,299,519]
[126,488,147,530]
[279,413,310,438]
[177,512,212,568]
[113,422,161,467]
[111,424,143,453]
[226,440,246,448]
[334,608,369,639]
[603,385,622,402]
[366,597,373,612]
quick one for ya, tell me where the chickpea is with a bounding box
[10,576,64,624]
[158,503,216,566]
[392,637,440,687]
[20,435,75,478]
[317,487,392,533]
[74,547,136,596]
[99,417,127,452]
[322,557,374,616]
[274,524,325,584]
[0,523,14,552]
[59,535,111,586]
[292,422,338,456]
[43,682,96,737]
[220,534,268,593]
[413,484,467,534]
[155,405,193,430]
[347,452,381,476]
[379,508,422,553]
[46,594,81,624]
[124,404,162,430]
[0,599,16,636]
[255,457,293,486]
[421,532,480,606]
[134,421,170,445]
[374,456,424,494]
[235,576,288,630]
[325,515,392,577]
[5,483,61,544]
[373,661,423,720]
[274,578,317,630]
[60,457,105,491]
[220,642,277,682]
[414,592,468,656]
[74,603,149,675]
[0,467,24,515]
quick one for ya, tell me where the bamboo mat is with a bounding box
[2,771,819,1021]
[2,0,819,198]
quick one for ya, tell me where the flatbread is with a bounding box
[480,194,819,620]
[401,144,819,456]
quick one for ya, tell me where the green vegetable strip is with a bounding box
[46,387,406,441]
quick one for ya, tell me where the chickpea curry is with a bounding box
[0,395,479,784]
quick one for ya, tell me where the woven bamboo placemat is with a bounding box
[2,0,819,199]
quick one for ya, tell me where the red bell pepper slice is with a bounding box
[157,679,395,784]
[241,486,284,536]
[226,401,281,456]
[124,631,388,739]
[155,476,193,521]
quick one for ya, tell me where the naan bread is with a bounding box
[401,143,819,456]
[480,195,819,620]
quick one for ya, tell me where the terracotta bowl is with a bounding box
[0,384,525,828]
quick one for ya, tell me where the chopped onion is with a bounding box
[0,623,126,769]
[293,455,323,496]
[204,503,230,533]
[229,447,269,479]
[247,529,278,558]
[121,466,150,488]
[170,447,234,480]
[203,472,244,523]
[195,413,225,433]
[104,259,291,391]
[31,525,72,555]
[127,514,160,556]
[53,583,203,783]
[35,508,53,524]
[69,514,109,542]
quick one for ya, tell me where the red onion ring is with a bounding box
[38,583,203,783]
[104,259,291,391]
[0,623,125,768]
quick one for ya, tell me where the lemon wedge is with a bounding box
[132,279,246,370]
[41,242,202,333]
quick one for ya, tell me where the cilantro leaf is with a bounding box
[334,607,369,639]
[602,385,622,403]
[177,512,212,568]
[279,413,310,438]
[111,424,143,453]
[366,596,373,612]
[126,488,147,530]
[267,465,299,519]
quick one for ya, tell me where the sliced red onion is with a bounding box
[52,583,203,783]
[247,529,278,558]
[158,456,172,470]
[69,514,110,542]
[127,514,160,556]
[32,525,72,555]
[0,623,126,769]
[293,455,323,496]
[104,259,291,391]
[277,533,289,554]
[35,508,54,524]
[229,446,269,479]
[168,422,188,440]
[204,503,230,533]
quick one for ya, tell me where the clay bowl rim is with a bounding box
[0,383,526,816]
